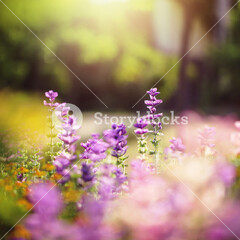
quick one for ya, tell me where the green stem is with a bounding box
[153,126,158,173]
[50,105,54,161]
[123,163,126,175]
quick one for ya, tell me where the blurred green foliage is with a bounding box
[0,0,240,110]
[0,0,177,96]
[0,187,28,237]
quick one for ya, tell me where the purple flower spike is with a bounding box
[134,88,163,157]
[104,124,128,159]
[144,88,163,119]
[45,90,58,102]
[58,115,81,149]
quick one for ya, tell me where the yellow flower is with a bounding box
[20,167,29,173]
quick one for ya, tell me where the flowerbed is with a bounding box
[0,89,240,240]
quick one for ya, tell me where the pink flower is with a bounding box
[169,137,185,153]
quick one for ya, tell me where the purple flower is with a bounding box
[52,103,81,184]
[81,162,94,182]
[53,153,72,184]
[45,90,58,101]
[62,115,80,132]
[144,113,163,120]
[104,124,128,158]
[113,167,127,185]
[134,118,149,135]
[43,100,59,107]
[169,137,185,153]
[143,88,163,129]
[53,153,71,173]
[144,88,163,115]
[25,217,79,240]
[58,169,71,184]
[17,173,26,182]
[78,197,116,240]
[144,99,163,107]
[59,135,80,145]
[97,164,127,199]
[43,90,59,107]
[25,183,80,240]
[147,88,160,97]
[59,116,80,146]
[54,103,70,121]
[134,118,148,129]
[134,128,149,135]
[28,183,63,218]
[134,89,163,158]
[80,134,109,162]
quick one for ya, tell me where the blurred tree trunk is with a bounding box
[177,7,193,110]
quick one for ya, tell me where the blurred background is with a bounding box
[0,0,240,111]
[0,0,240,148]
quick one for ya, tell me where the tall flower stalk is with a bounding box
[104,124,128,174]
[134,88,163,172]
[54,105,81,184]
[43,90,59,162]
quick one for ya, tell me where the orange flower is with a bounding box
[16,181,23,187]
[11,225,31,239]
[51,173,62,181]
[23,187,31,196]
[5,185,13,191]
[34,170,46,177]
[43,163,55,171]
[17,199,32,210]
